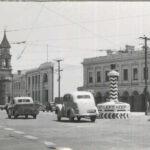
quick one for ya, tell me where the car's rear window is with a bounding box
[18,99,30,103]
[77,95,91,99]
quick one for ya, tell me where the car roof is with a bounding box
[13,97,33,104]
[14,97,33,100]
[64,91,93,97]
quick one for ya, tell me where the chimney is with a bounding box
[107,49,113,55]
[125,45,135,52]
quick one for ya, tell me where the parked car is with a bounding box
[56,91,99,122]
[0,105,5,110]
[7,97,39,119]
[38,104,46,112]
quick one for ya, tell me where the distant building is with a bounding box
[78,45,150,112]
[13,62,54,105]
[0,31,12,105]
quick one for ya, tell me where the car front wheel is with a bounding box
[90,117,96,122]
[69,112,74,122]
[77,116,81,121]
[14,115,18,119]
[33,115,37,119]
[57,110,61,121]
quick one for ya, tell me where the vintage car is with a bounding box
[7,97,39,119]
[56,91,99,122]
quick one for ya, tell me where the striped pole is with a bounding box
[108,70,119,102]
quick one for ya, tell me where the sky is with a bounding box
[0,1,150,97]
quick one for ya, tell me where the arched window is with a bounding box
[43,73,48,83]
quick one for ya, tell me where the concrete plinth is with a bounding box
[97,101,130,119]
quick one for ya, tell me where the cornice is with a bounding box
[82,50,150,65]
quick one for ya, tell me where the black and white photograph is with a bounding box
[0,1,150,150]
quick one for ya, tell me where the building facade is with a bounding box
[13,62,54,105]
[78,45,150,112]
[0,32,12,105]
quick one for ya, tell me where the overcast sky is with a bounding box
[0,2,150,97]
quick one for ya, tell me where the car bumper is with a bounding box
[75,113,98,118]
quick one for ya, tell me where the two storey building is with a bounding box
[78,45,150,112]
[13,62,54,105]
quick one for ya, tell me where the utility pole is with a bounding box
[54,59,63,102]
[11,74,14,99]
[139,35,150,115]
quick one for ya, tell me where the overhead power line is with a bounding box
[17,4,45,60]
[42,5,118,47]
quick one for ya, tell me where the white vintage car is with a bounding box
[56,91,98,122]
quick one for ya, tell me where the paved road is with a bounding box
[0,110,150,150]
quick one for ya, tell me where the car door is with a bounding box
[62,94,69,116]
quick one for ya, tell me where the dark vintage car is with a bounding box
[45,102,56,112]
[6,97,39,119]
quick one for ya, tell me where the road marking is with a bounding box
[56,147,73,150]
[44,141,56,148]
[24,135,38,140]
[77,125,94,128]
[13,130,25,135]
[4,128,14,131]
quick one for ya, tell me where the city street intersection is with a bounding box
[0,110,150,150]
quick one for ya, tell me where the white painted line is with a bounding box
[56,147,72,150]
[77,125,93,128]
[44,141,56,148]
[13,130,25,135]
[4,128,14,131]
[24,135,38,140]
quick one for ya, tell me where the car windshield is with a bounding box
[77,95,91,99]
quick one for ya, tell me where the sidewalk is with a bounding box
[130,112,145,116]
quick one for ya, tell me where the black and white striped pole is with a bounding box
[108,64,119,102]
[97,64,130,119]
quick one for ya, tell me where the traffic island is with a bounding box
[97,64,130,119]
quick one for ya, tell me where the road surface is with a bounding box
[0,110,150,150]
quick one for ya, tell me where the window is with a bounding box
[96,71,101,83]
[18,99,22,103]
[77,95,91,99]
[38,75,40,84]
[144,67,148,80]
[116,70,119,80]
[123,69,128,81]
[28,77,30,88]
[43,73,48,83]
[133,68,138,80]
[88,72,93,83]
[105,71,109,82]
[32,76,34,86]
[35,76,38,85]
